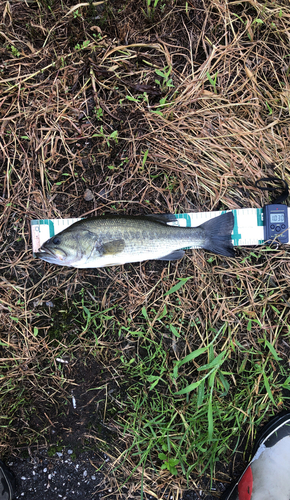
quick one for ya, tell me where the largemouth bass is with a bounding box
[35,212,235,268]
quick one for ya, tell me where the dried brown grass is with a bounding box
[1,0,290,498]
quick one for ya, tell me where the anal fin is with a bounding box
[157,250,185,261]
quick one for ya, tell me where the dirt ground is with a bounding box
[6,356,233,499]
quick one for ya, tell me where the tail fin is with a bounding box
[200,212,235,257]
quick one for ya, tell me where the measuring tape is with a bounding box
[31,178,289,254]
[30,207,290,255]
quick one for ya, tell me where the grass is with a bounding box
[143,0,171,21]
[106,306,289,495]
[1,0,290,498]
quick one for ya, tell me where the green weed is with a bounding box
[74,40,90,51]
[155,66,174,91]
[92,126,119,147]
[206,71,218,94]
[143,0,161,20]
[95,107,103,120]
[9,45,21,58]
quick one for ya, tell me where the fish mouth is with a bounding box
[35,245,67,264]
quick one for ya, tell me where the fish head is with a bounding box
[35,226,99,267]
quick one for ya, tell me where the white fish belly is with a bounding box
[74,236,204,268]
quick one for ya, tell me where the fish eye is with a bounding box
[52,236,61,245]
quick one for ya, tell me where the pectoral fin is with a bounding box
[102,239,125,255]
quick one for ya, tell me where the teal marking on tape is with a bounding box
[174,213,191,227]
[39,220,54,237]
[49,220,55,237]
[257,208,264,242]
[231,209,241,246]
[221,210,241,245]
[174,214,193,249]
[257,208,263,226]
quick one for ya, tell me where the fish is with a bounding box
[35,212,235,268]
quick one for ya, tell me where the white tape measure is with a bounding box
[31,206,290,256]
[31,177,290,254]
